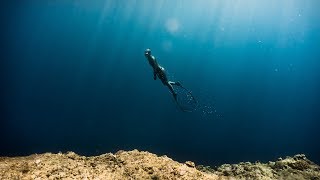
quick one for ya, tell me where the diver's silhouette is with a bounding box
[144,49,181,100]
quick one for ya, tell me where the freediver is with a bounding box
[144,48,181,100]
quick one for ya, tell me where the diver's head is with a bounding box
[145,48,151,56]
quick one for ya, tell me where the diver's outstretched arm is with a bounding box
[153,71,157,80]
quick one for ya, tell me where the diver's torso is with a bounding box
[147,55,168,83]
[147,55,158,70]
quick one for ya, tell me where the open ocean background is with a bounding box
[1,0,320,166]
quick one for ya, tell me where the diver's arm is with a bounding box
[152,56,158,80]
[153,70,157,80]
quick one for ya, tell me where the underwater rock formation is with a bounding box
[0,150,319,180]
[197,154,320,180]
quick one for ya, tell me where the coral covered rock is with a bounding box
[200,154,320,180]
[0,150,319,180]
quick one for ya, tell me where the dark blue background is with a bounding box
[1,0,320,166]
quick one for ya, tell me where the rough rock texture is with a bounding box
[0,150,319,180]
[197,154,320,180]
[0,150,218,180]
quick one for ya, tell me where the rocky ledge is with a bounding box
[0,150,319,180]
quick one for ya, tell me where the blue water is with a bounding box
[2,1,320,166]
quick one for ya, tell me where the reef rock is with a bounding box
[0,150,319,180]
[197,154,320,180]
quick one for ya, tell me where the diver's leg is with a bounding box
[166,82,177,100]
[158,68,178,100]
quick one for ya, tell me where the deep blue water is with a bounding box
[2,1,320,166]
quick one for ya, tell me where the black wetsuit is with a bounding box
[146,55,167,84]
[145,52,178,100]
